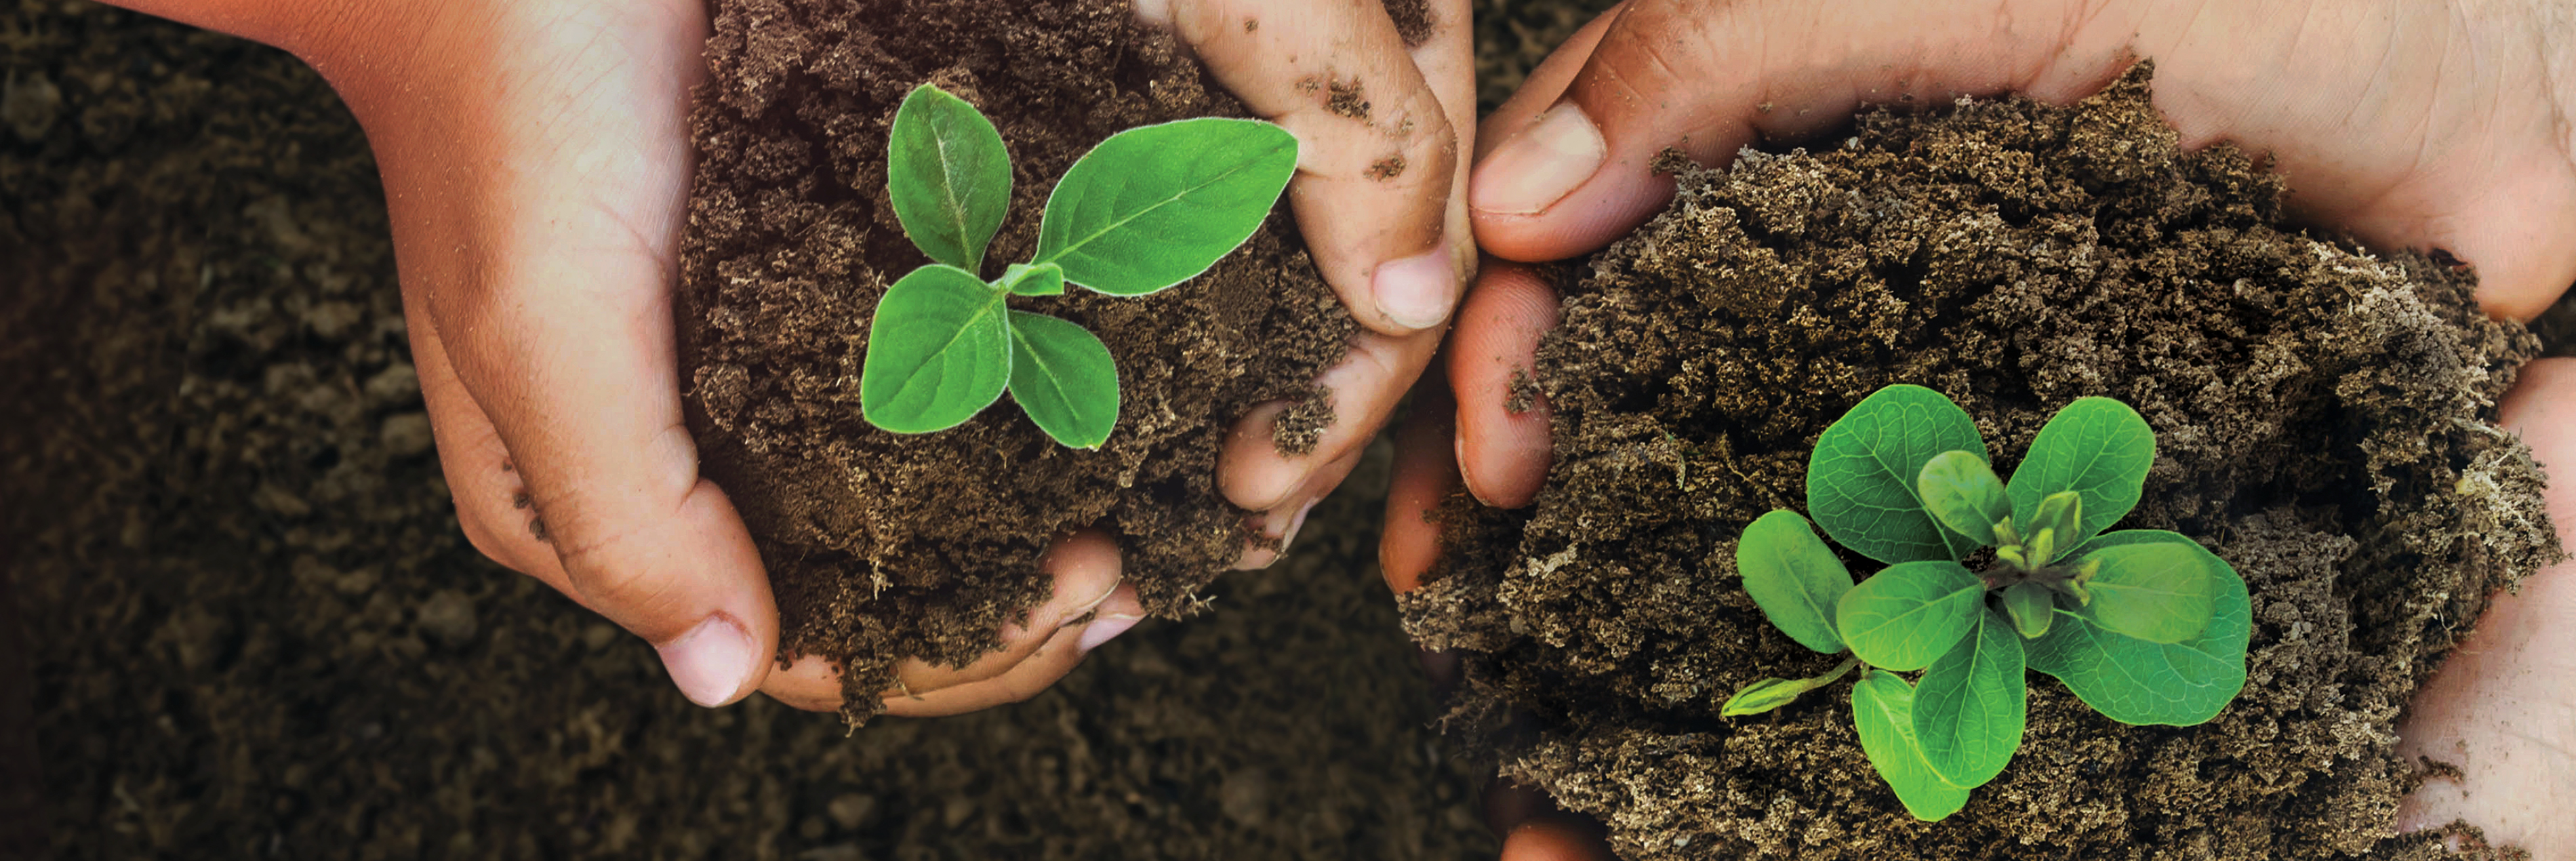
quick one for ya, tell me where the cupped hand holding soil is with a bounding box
[100,0,1477,718]
[1394,1,2576,858]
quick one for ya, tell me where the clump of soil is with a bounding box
[1405,66,2562,860]
[680,0,1365,719]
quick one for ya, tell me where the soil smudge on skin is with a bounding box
[1383,0,1435,47]
[1407,66,2561,860]
[1326,79,1371,120]
[681,0,1359,721]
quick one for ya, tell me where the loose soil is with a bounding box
[1405,67,2565,860]
[678,0,1370,719]
[4,2,1489,858]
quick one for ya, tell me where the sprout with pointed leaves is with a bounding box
[860,84,1297,448]
[1719,384,2250,820]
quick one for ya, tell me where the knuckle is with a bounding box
[453,498,536,574]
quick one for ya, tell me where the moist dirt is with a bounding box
[1405,66,2564,861]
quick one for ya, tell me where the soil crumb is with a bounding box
[1406,65,2560,860]
[1504,367,1539,414]
[681,0,1364,721]
[1272,387,1335,456]
[1326,79,1371,119]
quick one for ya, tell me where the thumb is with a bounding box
[350,1,779,707]
[1146,0,1477,335]
[1469,0,2576,319]
[1470,0,2111,262]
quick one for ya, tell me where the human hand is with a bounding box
[106,0,1133,718]
[1389,0,2576,856]
[116,0,1474,717]
[1132,0,1481,557]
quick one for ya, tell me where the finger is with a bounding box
[759,654,845,713]
[2394,357,2576,843]
[1232,444,1368,571]
[407,281,574,595]
[1449,260,1559,508]
[1499,812,1619,861]
[1470,0,2093,262]
[370,4,774,707]
[881,582,1145,718]
[1482,776,1558,837]
[1148,0,1473,334]
[1381,366,1460,594]
[1220,325,1443,512]
[889,530,1127,693]
[754,531,1133,713]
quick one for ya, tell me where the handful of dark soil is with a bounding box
[1405,66,2561,860]
[677,0,1355,721]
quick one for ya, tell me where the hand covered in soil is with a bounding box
[1388,1,2576,856]
[104,0,1143,717]
[1133,0,1483,556]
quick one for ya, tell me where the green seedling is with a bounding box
[859,84,1298,448]
[1718,384,2249,821]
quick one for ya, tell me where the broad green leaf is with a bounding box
[1737,510,1855,654]
[1720,655,1857,717]
[1913,608,2027,788]
[887,84,1011,271]
[1834,560,1984,671]
[860,265,1010,433]
[2078,542,2215,643]
[1000,262,1064,296]
[1808,384,1990,564]
[1853,670,1973,821]
[1918,450,2009,546]
[2028,530,2249,726]
[2003,581,2055,639]
[1005,311,1120,449]
[2025,491,2081,564]
[1034,118,1297,296]
[2006,397,2154,552]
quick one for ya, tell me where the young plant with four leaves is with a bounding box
[1722,384,2251,820]
[859,84,1298,448]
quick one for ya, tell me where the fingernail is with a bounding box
[1076,614,1141,653]
[1373,243,1459,331]
[656,614,758,707]
[1469,102,1607,216]
[1271,496,1321,551]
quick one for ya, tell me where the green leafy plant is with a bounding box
[858,84,1298,448]
[1720,384,2251,820]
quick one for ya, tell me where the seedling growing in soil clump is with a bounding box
[860,84,1297,448]
[1722,384,2250,820]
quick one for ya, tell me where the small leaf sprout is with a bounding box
[1722,384,2250,820]
[860,84,1298,448]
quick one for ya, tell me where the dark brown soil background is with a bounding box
[1405,69,2567,860]
[0,0,1638,856]
[679,0,1361,717]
